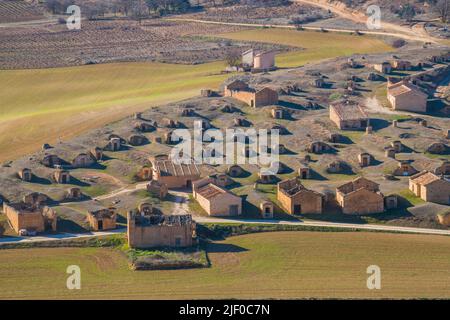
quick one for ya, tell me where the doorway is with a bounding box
[294,204,301,214]
[229,205,239,215]
[97,220,103,231]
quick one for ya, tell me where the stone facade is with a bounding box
[260,201,274,219]
[329,102,369,130]
[277,178,323,214]
[127,210,196,249]
[224,80,278,108]
[336,177,384,214]
[409,171,450,204]
[151,158,201,189]
[387,80,427,112]
[193,178,242,216]
[87,207,117,231]
[3,201,57,234]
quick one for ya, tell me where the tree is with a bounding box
[225,50,241,67]
[435,0,450,23]
[398,4,416,22]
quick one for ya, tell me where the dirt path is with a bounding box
[169,190,191,215]
[293,0,439,43]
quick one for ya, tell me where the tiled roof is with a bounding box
[410,171,441,186]
[197,183,227,200]
[331,102,368,120]
[153,160,200,177]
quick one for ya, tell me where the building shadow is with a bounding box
[206,242,248,253]
[370,118,390,131]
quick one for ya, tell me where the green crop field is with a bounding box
[218,28,393,68]
[0,231,449,299]
[0,28,393,162]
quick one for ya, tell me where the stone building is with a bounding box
[298,164,311,179]
[3,197,57,235]
[387,80,428,112]
[128,134,147,146]
[426,142,448,155]
[90,147,103,161]
[336,177,384,214]
[72,153,96,168]
[41,154,62,168]
[127,210,196,249]
[258,171,277,184]
[358,152,372,167]
[260,201,274,219]
[105,137,122,151]
[409,171,450,204]
[192,178,242,216]
[308,141,332,154]
[329,101,369,130]
[390,140,403,153]
[391,59,412,70]
[146,180,168,199]
[277,178,323,214]
[66,187,82,200]
[134,121,156,132]
[150,157,201,189]
[434,160,450,175]
[54,169,71,184]
[242,49,276,71]
[18,168,32,182]
[224,80,278,108]
[227,164,244,177]
[393,161,418,176]
[271,107,285,119]
[87,207,117,231]
[373,61,392,74]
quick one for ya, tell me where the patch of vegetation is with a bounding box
[81,184,109,198]
[0,234,126,250]
[397,189,425,206]
[125,245,209,270]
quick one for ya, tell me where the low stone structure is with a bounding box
[146,180,168,199]
[90,147,103,161]
[384,195,398,210]
[409,171,450,204]
[298,165,310,179]
[387,80,427,112]
[41,154,62,168]
[67,187,82,200]
[327,160,346,173]
[54,169,71,184]
[271,107,285,119]
[434,160,450,175]
[127,210,196,249]
[260,201,274,219]
[385,147,396,158]
[3,195,57,234]
[391,59,411,70]
[150,157,201,189]
[18,168,32,182]
[87,207,117,231]
[277,178,323,214]
[391,140,403,153]
[128,134,147,146]
[373,61,391,74]
[438,212,450,226]
[426,142,448,155]
[227,164,244,177]
[329,101,369,130]
[224,80,278,108]
[358,152,372,167]
[192,178,242,216]
[72,152,96,168]
[336,177,384,214]
[393,161,418,176]
[308,141,332,154]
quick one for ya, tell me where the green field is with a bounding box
[0,231,449,299]
[0,28,394,162]
[218,28,393,67]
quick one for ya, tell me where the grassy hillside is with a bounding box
[0,231,449,299]
[0,29,393,162]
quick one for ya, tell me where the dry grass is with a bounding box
[0,231,449,299]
